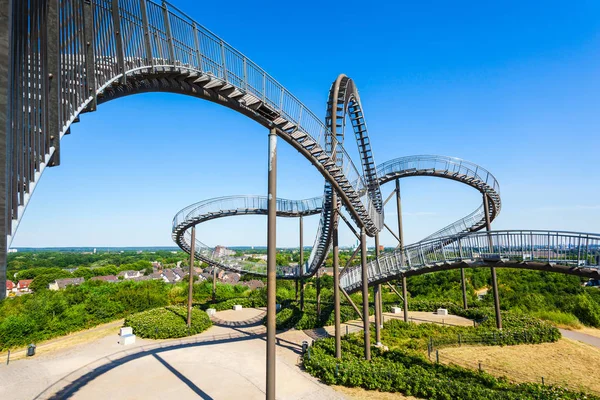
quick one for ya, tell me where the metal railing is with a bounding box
[341,230,600,291]
[172,195,324,277]
[6,0,383,245]
[376,155,501,241]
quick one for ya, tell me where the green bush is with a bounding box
[124,306,212,339]
[303,337,598,400]
[0,280,170,350]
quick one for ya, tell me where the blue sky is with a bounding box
[11,0,600,249]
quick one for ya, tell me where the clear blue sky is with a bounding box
[12,0,600,249]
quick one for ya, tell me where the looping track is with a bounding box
[4,0,600,296]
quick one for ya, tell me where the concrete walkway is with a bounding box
[560,329,600,349]
[0,308,344,400]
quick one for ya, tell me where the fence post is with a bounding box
[6,350,9,365]
[458,333,461,347]
[478,362,482,372]
[542,376,545,385]
[435,349,439,363]
[428,340,431,359]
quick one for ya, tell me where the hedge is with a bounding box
[124,306,212,339]
[304,338,598,400]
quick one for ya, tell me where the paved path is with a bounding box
[0,308,344,400]
[560,329,600,348]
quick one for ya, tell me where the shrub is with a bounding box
[303,337,599,400]
[124,306,212,339]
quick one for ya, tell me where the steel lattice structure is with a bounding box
[2,1,600,396]
[1,0,599,297]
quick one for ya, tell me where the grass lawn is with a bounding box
[439,338,600,394]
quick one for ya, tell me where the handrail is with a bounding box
[172,195,324,278]
[341,230,600,291]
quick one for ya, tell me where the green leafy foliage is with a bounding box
[0,280,169,350]
[124,306,212,339]
[303,331,595,400]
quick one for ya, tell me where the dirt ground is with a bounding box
[439,338,600,394]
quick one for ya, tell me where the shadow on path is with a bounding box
[35,330,264,400]
[152,354,214,399]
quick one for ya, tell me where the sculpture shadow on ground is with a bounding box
[35,331,265,400]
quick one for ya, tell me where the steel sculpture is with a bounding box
[2,1,600,397]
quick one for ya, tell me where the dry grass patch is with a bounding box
[333,385,421,400]
[0,319,124,361]
[439,338,600,394]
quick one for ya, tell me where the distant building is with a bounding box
[7,248,17,253]
[5,280,15,297]
[49,277,85,291]
[213,245,235,258]
[90,275,119,283]
[17,279,33,292]
[221,272,240,284]
[117,270,144,280]
[240,280,265,290]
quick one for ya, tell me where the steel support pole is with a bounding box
[266,128,277,400]
[396,179,405,256]
[483,194,502,329]
[316,269,321,318]
[111,0,126,84]
[212,266,216,301]
[47,0,60,167]
[0,0,10,301]
[186,227,195,327]
[83,0,97,111]
[360,227,371,360]
[402,274,409,323]
[461,267,468,310]
[332,191,341,358]
[299,215,304,311]
[374,234,382,345]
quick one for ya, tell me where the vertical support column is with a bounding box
[266,128,277,400]
[47,0,60,167]
[396,179,407,321]
[360,227,371,361]
[0,0,11,300]
[111,0,125,84]
[396,179,405,257]
[373,234,382,345]
[82,0,96,111]
[402,274,409,323]
[186,227,195,327]
[161,1,175,64]
[332,191,341,359]
[139,0,153,68]
[212,266,216,301]
[316,268,321,318]
[299,215,304,311]
[460,267,468,310]
[483,193,502,329]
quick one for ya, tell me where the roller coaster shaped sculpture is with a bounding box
[2,0,600,301]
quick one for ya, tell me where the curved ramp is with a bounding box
[341,230,600,292]
[376,155,501,240]
[6,0,383,246]
[172,196,323,277]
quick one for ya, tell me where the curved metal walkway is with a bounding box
[172,195,323,277]
[3,0,383,248]
[341,230,600,292]
[376,155,501,240]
